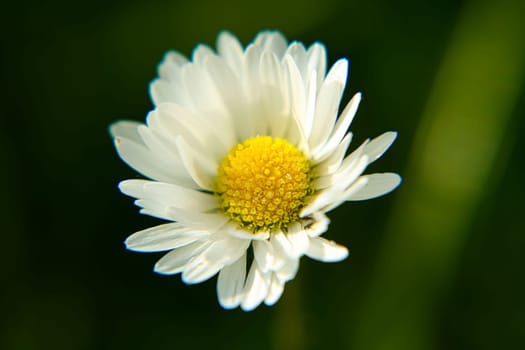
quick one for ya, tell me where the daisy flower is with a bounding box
[111,30,401,311]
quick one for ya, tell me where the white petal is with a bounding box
[300,189,339,218]
[110,120,144,143]
[309,77,345,151]
[264,274,285,306]
[268,235,288,271]
[285,55,306,138]
[159,109,234,161]
[285,42,308,79]
[205,55,248,141]
[259,51,291,138]
[313,93,361,161]
[191,44,215,66]
[175,136,217,190]
[253,240,275,273]
[334,141,373,181]
[302,155,369,216]
[150,79,190,106]
[217,253,247,309]
[312,154,368,190]
[321,175,369,213]
[154,241,209,275]
[168,208,229,232]
[124,223,208,252]
[312,132,352,176]
[112,136,173,183]
[157,50,188,81]
[285,112,309,157]
[306,43,327,88]
[281,55,309,151]
[217,31,244,78]
[111,121,194,185]
[286,223,310,257]
[271,231,294,258]
[309,59,348,152]
[118,180,146,198]
[150,51,189,106]
[141,182,218,212]
[241,261,270,311]
[275,258,299,282]
[339,138,369,171]
[136,121,194,185]
[135,199,172,221]
[302,69,318,139]
[227,226,270,241]
[223,221,270,241]
[346,173,402,201]
[301,213,330,237]
[340,175,369,198]
[306,236,348,262]
[259,50,285,88]
[182,236,250,284]
[182,257,224,284]
[119,179,218,212]
[152,101,233,159]
[364,132,397,164]
[254,31,288,58]
[243,44,267,135]
[182,63,229,120]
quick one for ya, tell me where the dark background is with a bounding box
[2,0,524,349]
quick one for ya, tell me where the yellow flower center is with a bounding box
[216,136,312,232]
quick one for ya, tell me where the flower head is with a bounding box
[111,30,401,311]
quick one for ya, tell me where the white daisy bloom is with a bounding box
[111,30,401,311]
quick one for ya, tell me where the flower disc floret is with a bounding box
[216,136,312,232]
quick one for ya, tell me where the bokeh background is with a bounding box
[2,0,524,349]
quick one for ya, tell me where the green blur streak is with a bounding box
[351,0,525,349]
[272,279,307,350]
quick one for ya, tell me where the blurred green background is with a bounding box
[2,0,525,349]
